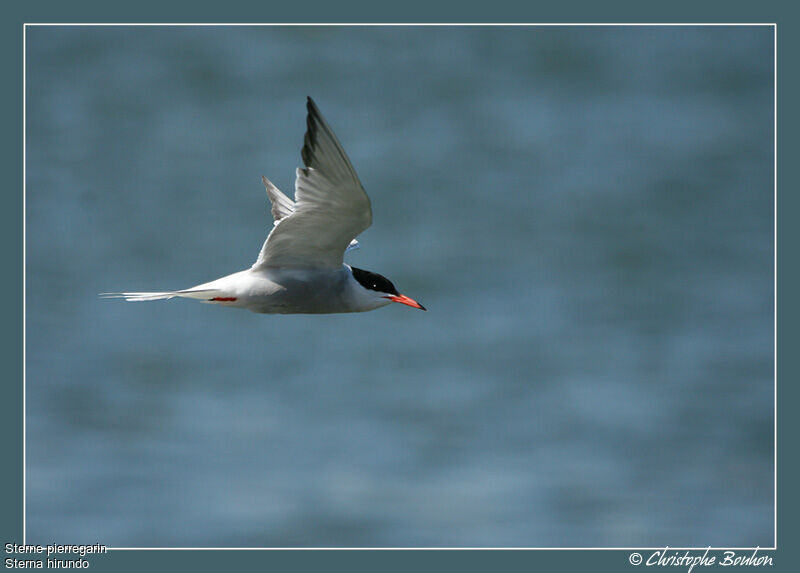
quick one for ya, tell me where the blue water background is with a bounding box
[25,26,774,547]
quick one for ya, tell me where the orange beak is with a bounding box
[386,294,426,311]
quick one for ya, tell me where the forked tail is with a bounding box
[99,289,217,302]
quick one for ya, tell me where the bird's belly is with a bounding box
[243,290,346,314]
[237,268,351,314]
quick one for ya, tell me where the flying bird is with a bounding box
[102,97,425,314]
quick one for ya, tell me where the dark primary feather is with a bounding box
[301,96,365,186]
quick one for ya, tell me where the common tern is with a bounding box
[102,97,425,314]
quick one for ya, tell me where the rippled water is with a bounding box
[25,25,773,547]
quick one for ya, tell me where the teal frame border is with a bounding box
[7,2,792,572]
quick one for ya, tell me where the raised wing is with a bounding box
[252,97,370,270]
[260,175,360,250]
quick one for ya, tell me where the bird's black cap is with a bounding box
[351,267,399,295]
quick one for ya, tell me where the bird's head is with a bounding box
[350,267,426,311]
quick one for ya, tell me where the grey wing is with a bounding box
[259,175,359,250]
[262,176,295,223]
[252,97,370,270]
